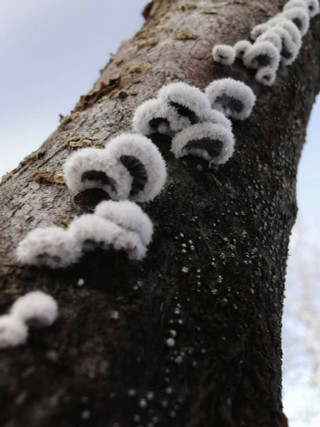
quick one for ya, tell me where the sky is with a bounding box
[0,1,319,425]
[0,0,146,176]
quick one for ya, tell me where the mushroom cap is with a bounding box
[11,291,58,328]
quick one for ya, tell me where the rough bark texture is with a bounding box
[0,1,319,426]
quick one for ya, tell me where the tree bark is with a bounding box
[0,1,319,426]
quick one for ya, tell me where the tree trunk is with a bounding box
[0,1,319,426]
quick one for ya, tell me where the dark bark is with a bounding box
[0,1,319,426]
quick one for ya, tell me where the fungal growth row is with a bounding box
[17,201,154,268]
[133,79,255,166]
[0,292,58,348]
[212,0,319,85]
[16,78,255,269]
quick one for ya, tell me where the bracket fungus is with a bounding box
[205,78,256,120]
[105,134,167,203]
[11,291,58,328]
[64,134,166,203]
[68,215,147,261]
[171,122,235,166]
[157,82,215,130]
[64,147,132,200]
[0,315,28,349]
[212,44,236,65]
[0,291,58,348]
[281,7,310,35]
[243,41,280,72]
[132,98,173,136]
[234,40,252,59]
[16,226,78,269]
[94,200,153,248]
[214,0,316,86]
[16,201,153,268]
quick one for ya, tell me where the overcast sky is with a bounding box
[0,1,319,426]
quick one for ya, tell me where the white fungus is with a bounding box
[238,0,315,86]
[304,0,320,18]
[16,226,78,269]
[63,147,132,200]
[273,26,301,65]
[132,98,173,136]
[64,133,167,202]
[171,122,235,166]
[105,134,167,203]
[158,82,214,131]
[283,0,308,12]
[251,23,271,40]
[271,18,302,46]
[243,41,280,71]
[68,215,147,261]
[281,7,310,35]
[256,29,282,51]
[212,44,236,65]
[0,315,28,349]
[255,67,277,86]
[283,0,319,18]
[11,291,58,328]
[205,78,256,120]
[234,40,252,59]
[17,202,154,268]
[207,109,233,133]
[94,200,153,247]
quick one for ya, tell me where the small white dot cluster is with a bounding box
[133,79,255,166]
[212,0,318,85]
[0,291,58,349]
[64,133,167,203]
[16,201,153,268]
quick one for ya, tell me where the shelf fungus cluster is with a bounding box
[16,133,165,269]
[212,0,319,85]
[16,201,154,268]
[64,133,167,203]
[0,292,58,348]
[133,79,255,166]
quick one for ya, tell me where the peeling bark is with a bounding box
[0,1,319,426]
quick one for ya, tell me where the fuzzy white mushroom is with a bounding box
[212,44,236,65]
[132,98,173,136]
[243,41,280,71]
[283,0,308,12]
[234,40,252,59]
[256,29,282,51]
[255,67,277,86]
[304,0,320,17]
[205,78,256,120]
[251,23,271,40]
[0,315,28,349]
[207,109,233,133]
[68,215,147,261]
[105,134,167,203]
[273,26,301,65]
[171,122,235,166]
[11,291,58,328]
[94,201,153,247]
[16,226,78,269]
[271,18,302,46]
[63,147,132,200]
[281,7,310,35]
[284,0,319,18]
[157,82,214,130]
